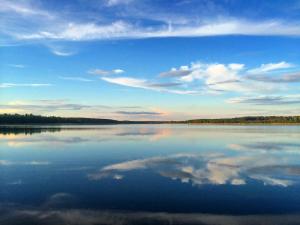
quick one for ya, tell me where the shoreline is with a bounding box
[1,114,300,126]
[1,123,300,126]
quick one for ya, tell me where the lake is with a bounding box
[1,124,300,225]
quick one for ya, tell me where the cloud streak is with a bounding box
[246,72,300,83]
[102,76,201,95]
[247,61,293,74]
[0,99,157,119]
[51,49,75,56]
[0,83,51,88]
[227,95,300,105]
[115,111,162,115]
[8,64,26,68]
[9,20,300,42]
[59,76,93,82]
[88,68,124,76]
[0,100,92,111]
[159,66,192,77]
[0,0,52,17]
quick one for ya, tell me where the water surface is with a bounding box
[1,125,300,225]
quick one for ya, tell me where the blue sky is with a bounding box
[1,0,300,120]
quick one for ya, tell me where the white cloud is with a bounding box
[247,61,293,74]
[101,76,201,95]
[2,0,300,46]
[229,63,245,71]
[8,19,300,42]
[205,64,239,85]
[159,66,192,77]
[172,62,242,86]
[0,83,51,88]
[46,44,76,56]
[102,77,148,88]
[246,72,300,83]
[60,21,130,40]
[0,0,52,18]
[8,64,26,68]
[99,61,295,96]
[105,0,134,7]
[115,111,162,115]
[0,100,148,117]
[88,68,125,76]
[227,95,300,105]
[113,69,124,74]
[59,76,93,82]
[16,21,132,41]
[174,62,274,93]
[0,100,92,112]
[51,49,75,56]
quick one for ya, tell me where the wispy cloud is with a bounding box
[0,83,51,88]
[115,111,162,115]
[0,0,52,17]
[59,76,93,82]
[159,66,192,77]
[246,72,300,83]
[1,0,300,47]
[88,68,124,76]
[51,49,75,56]
[247,61,293,74]
[8,64,26,68]
[0,100,92,111]
[101,76,201,95]
[227,95,300,105]
[0,99,151,118]
[46,44,76,56]
[105,0,134,7]
[10,20,300,42]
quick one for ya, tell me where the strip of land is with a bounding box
[0,114,300,125]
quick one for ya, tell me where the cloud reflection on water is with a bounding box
[88,152,300,187]
[1,125,300,224]
[1,205,300,225]
[0,126,172,147]
[229,142,300,152]
[0,160,50,166]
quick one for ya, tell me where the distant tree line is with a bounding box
[0,114,300,125]
[187,116,300,124]
[0,114,119,124]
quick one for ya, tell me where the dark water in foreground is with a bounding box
[1,125,300,225]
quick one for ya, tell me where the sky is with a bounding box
[1,0,300,120]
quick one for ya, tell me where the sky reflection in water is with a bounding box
[1,125,300,225]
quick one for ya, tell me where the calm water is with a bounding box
[1,125,300,225]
